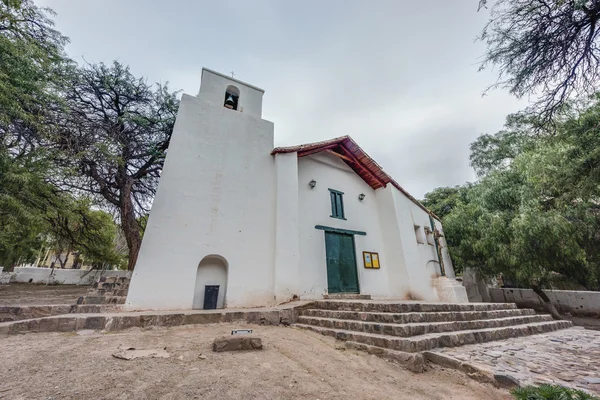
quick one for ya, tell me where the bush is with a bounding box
[512,385,598,400]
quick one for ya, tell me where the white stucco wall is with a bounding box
[374,187,411,298]
[489,288,600,316]
[5,267,128,285]
[389,189,438,301]
[198,68,264,118]
[273,153,300,302]
[296,152,390,299]
[126,75,276,310]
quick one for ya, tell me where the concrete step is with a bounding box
[297,314,553,338]
[0,306,302,335]
[299,308,536,324]
[76,295,126,305]
[295,320,573,352]
[0,304,122,322]
[310,300,517,313]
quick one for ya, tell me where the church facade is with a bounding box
[125,68,467,311]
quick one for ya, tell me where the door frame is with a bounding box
[324,231,360,294]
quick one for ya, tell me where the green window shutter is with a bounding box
[328,189,345,219]
[336,193,344,218]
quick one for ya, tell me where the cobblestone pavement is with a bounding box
[430,327,600,394]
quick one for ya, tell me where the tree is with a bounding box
[468,112,541,177]
[44,199,122,269]
[0,0,69,151]
[421,185,472,219]
[53,62,179,270]
[0,145,52,269]
[478,0,600,123]
[443,167,589,319]
[438,99,600,318]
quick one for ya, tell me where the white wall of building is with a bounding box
[273,152,300,302]
[2,267,128,285]
[126,69,276,310]
[197,68,264,118]
[389,190,438,301]
[296,153,390,299]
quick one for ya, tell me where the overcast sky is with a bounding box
[38,0,526,198]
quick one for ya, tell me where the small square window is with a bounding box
[329,189,345,219]
[414,225,425,244]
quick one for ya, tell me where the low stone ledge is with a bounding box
[346,341,425,373]
[212,335,263,352]
[424,351,497,386]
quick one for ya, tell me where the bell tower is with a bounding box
[126,68,276,311]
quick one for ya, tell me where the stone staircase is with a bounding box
[295,300,572,371]
[76,276,130,305]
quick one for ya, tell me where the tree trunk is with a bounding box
[531,285,562,320]
[58,249,70,269]
[120,178,141,271]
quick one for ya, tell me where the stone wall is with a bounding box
[489,288,600,317]
[0,267,130,286]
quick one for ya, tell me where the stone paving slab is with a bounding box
[426,327,600,395]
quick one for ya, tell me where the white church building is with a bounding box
[125,68,468,311]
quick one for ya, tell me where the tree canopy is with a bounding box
[424,99,600,317]
[52,61,179,270]
[0,1,179,271]
[479,0,600,123]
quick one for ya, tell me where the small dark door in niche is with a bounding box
[203,285,220,310]
[324,232,359,293]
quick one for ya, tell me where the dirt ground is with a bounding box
[0,284,88,306]
[0,323,511,400]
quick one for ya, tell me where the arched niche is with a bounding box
[224,85,240,110]
[192,254,228,309]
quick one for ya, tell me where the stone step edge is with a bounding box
[344,341,425,373]
[300,308,536,322]
[423,351,513,389]
[294,320,573,352]
[0,309,296,336]
[297,314,551,331]
[0,304,123,322]
[310,301,518,313]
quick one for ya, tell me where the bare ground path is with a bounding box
[0,323,511,400]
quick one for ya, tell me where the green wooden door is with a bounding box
[325,232,359,293]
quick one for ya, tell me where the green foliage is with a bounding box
[0,145,51,267]
[0,0,69,148]
[421,185,472,219]
[426,100,600,290]
[512,384,598,400]
[0,2,176,271]
[53,60,180,270]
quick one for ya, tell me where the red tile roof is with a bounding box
[271,136,437,219]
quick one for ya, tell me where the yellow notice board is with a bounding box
[363,252,380,269]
